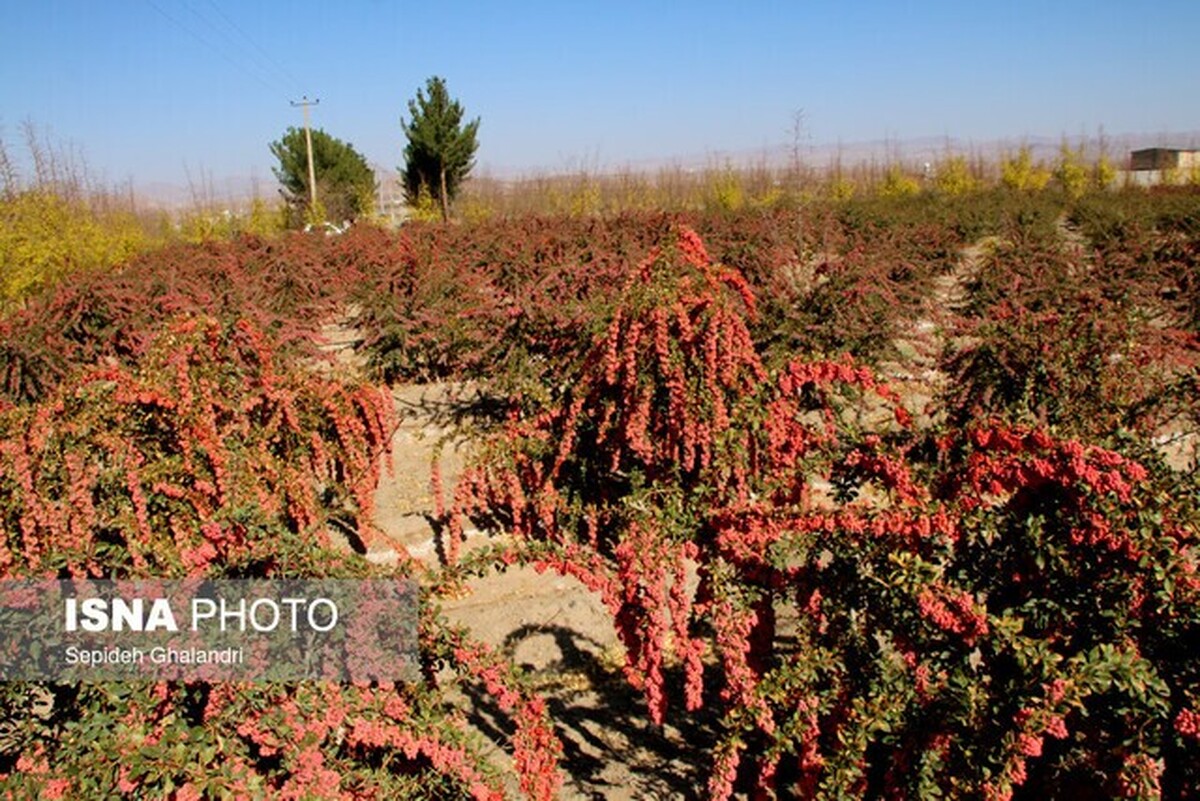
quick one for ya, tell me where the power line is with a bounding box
[196,0,305,96]
[180,0,296,96]
[142,0,292,98]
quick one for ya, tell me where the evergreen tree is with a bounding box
[400,76,480,221]
[270,128,376,228]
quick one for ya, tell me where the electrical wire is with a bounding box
[192,0,306,96]
[141,0,296,99]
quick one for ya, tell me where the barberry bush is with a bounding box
[3,192,1200,798]
[0,315,563,799]
[0,225,390,408]
[0,315,393,577]
[0,619,562,800]
[943,198,1200,459]
[449,226,1200,798]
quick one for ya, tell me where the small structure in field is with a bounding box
[1127,148,1199,186]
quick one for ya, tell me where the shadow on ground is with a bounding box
[460,621,723,800]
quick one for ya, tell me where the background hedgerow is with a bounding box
[1069,189,1200,335]
[943,194,1200,458]
[350,205,981,405]
[0,230,371,408]
[351,214,665,401]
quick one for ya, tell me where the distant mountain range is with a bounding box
[133,130,1200,209]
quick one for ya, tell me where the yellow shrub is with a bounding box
[303,198,328,228]
[410,183,441,222]
[826,174,856,201]
[177,199,286,243]
[243,197,286,238]
[614,174,654,211]
[752,185,785,209]
[1001,146,1051,192]
[1053,144,1089,199]
[879,165,920,198]
[1093,155,1118,190]
[458,195,495,224]
[0,190,146,306]
[178,210,231,243]
[569,181,601,217]
[707,169,745,212]
[935,156,978,196]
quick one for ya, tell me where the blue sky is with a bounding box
[2,0,1197,191]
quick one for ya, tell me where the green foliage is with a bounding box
[400,76,480,221]
[270,127,376,229]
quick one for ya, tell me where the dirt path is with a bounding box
[317,316,714,798]
[878,239,984,425]
[374,386,715,798]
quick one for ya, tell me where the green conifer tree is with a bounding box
[400,76,480,221]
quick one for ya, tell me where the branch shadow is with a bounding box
[391,382,509,433]
[459,623,723,800]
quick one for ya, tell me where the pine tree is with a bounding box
[400,76,480,221]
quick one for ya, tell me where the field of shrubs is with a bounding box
[1,186,1199,798]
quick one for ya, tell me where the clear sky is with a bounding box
[2,0,1197,191]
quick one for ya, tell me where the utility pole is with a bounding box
[290,96,320,213]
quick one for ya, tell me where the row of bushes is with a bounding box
[0,315,562,798]
[445,227,1200,798]
[1,189,1198,797]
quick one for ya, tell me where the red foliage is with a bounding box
[5,197,1200,798]
[0,315,394,578]
[0,230,382,407]
[450,224,1200,799]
